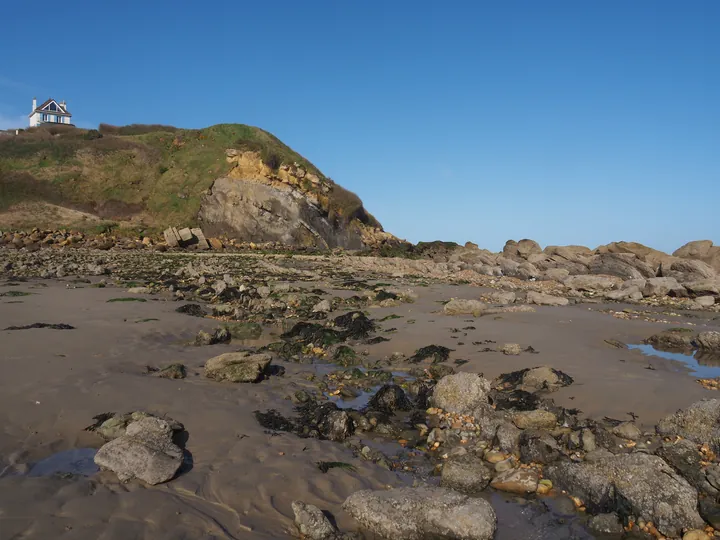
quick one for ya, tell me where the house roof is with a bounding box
[29,98,72,117]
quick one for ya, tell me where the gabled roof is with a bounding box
[29,98,72,117]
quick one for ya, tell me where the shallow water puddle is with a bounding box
[629,344,720,378]
[27,448,99,477]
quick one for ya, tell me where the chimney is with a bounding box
[32,97,37,111]
[60,100,66,112]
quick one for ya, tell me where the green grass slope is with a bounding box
[0,123,380,232]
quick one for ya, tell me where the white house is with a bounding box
[29,97,72,127]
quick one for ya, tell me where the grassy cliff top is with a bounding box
[0,123,379,231]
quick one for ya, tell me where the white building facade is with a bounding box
[29,97,72,127]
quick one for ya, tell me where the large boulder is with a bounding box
[657,439,720,496]
[563,274,621,291]
[503,239,542,260]
[665,259,717,283]
[643,276,686,297]
[94,417,183,485]
[684,279,720,296]
[546,453,703,537]
[657,399,720,452]
[588,253,656,280]
[204,351,272,382]
[343,486,497,540]
[596,241,672,268]
[431,373,491,414]
[674,240,720,273]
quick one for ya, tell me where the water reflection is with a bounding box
[629,344,720,378]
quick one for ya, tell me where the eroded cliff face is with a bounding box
[198,150,394,249]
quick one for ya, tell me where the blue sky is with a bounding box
[1,1,718,252]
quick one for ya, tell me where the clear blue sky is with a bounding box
[1,1,718,252]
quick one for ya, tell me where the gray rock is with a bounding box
[94,417,183,485]
[666,259,717,282]
[657,438,719,495]
[495,423,522,454]
[581,429,598,452]
[204,351,272,382]
[657,399,720,452]
[504,239,542,260]
[519,430,561,464]
[499,343,523,355]
[521,366,565,391]
[490,468,539,494]
[547,453,703,537]
[647,328,696,351]
[588,513,624,535]
[526,291,569,306]
[512,410,557,430]
[644,276,686,297]
[699,498,720,530]
[443,298,487,316]
[292,501,338,540]
[698,331,720,352]
[367,384,411,413]
[611,422,642,440]
[343,486,497,540]
[432,373,491,414]
[440,454,494,493]
[604,286,643,301]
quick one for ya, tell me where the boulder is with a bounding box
[512,410,557,430]
[643,277,686,297]
[596,241,672,268]
[503,239,542,260]
[431,373,491,414]
[604,287,643,302]
[564,274,620,291]
[646,328,696,351]
[443,298,486,316]
[487,291,516,305]
[440,454,494,493]
[544,268,570,282]
[343,486,497,540]
[94,417,183,485]
[204,352,272,382]
[312,299,332,313]
[291,501,338,540]
[698,332,720,352]
[367,384,411,413]
[611,422,642,440]
[495,423,522,454]
[588,253,656,280]
[521,366,569,391]
[684,279,720,296]
[490,468,539,494]
[526,291,569,306]
[519,430,561,464]
[674,240,720,273]
[318,409,353,441]
[696,296,717,307]
[163,227,181,247]
[546,453,703,537]
[657,399,720,452]
[666,259,717,283]
[657,438,719,496]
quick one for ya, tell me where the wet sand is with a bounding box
[1,274,718,539]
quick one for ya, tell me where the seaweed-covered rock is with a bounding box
[519,430,561,464]
[94,417,183,485]
[85,411,183,441]
[343,486,496,540]
[431,373,491,414]
[440,454,493,493]
[154,363,186,379]
[204,352,272,382]
[409,345,453,364]
[367,384,411,413]
[318,410,354,442]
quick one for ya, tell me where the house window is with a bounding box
[42,114,48,122]
[48,103,57,111]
